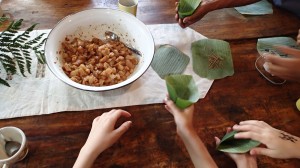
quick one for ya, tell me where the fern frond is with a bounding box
[14,23,37,45]
[22,48,32,74]
[0,53,16,74]
[0,77,10,87]
[26,33,46,46]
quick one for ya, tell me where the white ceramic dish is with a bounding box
[45,8,154,91]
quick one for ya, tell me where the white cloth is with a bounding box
[0,24,214,119]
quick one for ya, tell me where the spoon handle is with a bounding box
[124,43,142,56]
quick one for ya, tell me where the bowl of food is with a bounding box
[45,8,154,91]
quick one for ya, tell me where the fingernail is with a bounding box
[263,62,271,73]
[233,125,238,129]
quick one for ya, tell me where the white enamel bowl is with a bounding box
[45,8,154,91]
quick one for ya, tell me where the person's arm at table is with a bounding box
[164,97,218,168]
[263,45,300,82]
[215,128,258,168]
[175,0,260,28]
[233,120,300,159]
[73,109,132,168]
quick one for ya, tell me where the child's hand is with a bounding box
[263,45,300,82]
[215,127,257,168]
[164,96,195,136]
[74,109,132,168]
[233,120,300,159]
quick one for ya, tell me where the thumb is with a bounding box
[115,121,132,136]
[250,147,274,157]
[164,98,180,114]
[214,137,221,146]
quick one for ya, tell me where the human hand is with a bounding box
[263,45,300,82]
[215,127,257,168]
[175,1,209,28]
[233,120,300,159]
[74,109,132,168]
[164,96,195,136]
[82,109,132,157]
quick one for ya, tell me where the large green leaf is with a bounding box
[151,45,190,79]
[235,0,273,15]
[192,39,234,80]
[165,75,200,109]
[178,0,202,18]
[217,131,261,153]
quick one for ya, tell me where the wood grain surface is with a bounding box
[0,0,299,167]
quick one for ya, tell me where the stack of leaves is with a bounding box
[0,18,46,87]
[178,0,202,18]
[217,131,260,153]
[151,44,190,79]
[165,75,200,109]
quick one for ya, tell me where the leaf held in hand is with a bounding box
[178,0,202,18]
[165,75,200,109]
[257,37,300,57]
[217,131,261,153]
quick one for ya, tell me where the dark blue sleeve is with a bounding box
[273,0,300,17]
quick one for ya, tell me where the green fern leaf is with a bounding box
[0,77,10,87]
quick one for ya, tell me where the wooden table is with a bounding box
[1,0,300,167]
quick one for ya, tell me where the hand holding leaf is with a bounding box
[233,120,300,159]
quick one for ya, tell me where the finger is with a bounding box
[214,137,221,146]
[233,124,263,134]
[226,127,232,133]
[274,45,300,58]
[264,54,298,67]
[175,13,179,21]
[239,120,269,127]
[178,18,186,28]
[234,132,262,143]
[250,147,275,158]
[267,62,291,77]
[111,109,131,123]
[114,120,132,136]
[164,105,173,115]
[164,98,180,114]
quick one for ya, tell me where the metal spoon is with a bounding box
[0,132,21,157]
[105,31,142,56]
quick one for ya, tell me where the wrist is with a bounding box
[235,156,257,168]
[177,125,197,139]
[80,144,101,161]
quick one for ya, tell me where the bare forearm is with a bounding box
[179,129,218,168]
[73,146,99,168]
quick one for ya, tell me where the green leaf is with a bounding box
[178,0,202,18]
[235,0,273,15]
[165,75,200,109]
[192,39,234,80]
[151,44,190,79]
[217,131,261,153]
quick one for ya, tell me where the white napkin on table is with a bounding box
[0,24,214,119]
